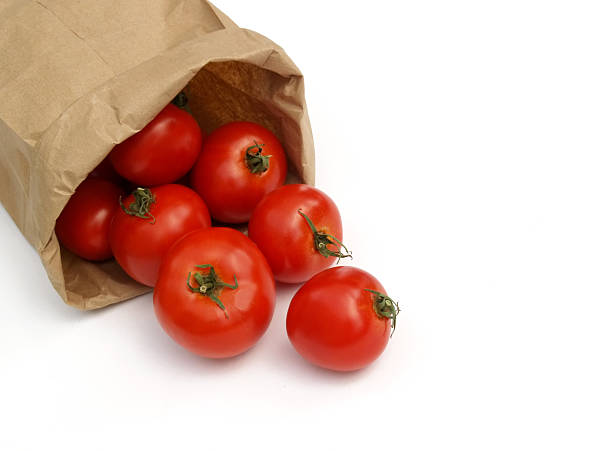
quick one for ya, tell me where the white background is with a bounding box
[1,1,611,449]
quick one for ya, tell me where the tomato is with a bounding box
[154,227,275,358]
[109,104,202,186]
[55,178,122,261]
[247,184,350,283]
[109,184,211,287]
[87,156,124,185]
[286,266,399,371]
[190,121,287,223]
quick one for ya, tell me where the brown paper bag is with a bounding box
[0,0,315,310]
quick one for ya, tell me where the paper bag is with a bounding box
[0,0,315,310]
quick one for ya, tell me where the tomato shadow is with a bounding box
[165,344,255,373]
[266,281,375,382]
[274,281,302,303]
[142,315,258,373]
[269,331,376,383]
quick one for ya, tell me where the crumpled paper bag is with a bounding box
[0,0,315,310]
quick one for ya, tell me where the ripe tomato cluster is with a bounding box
[55,94,399,371]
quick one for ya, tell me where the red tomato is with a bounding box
[55,178,122,261]
[109,104,202,186]
[248,184,350,283]
[109,184,211,287]
[154,227,275,358]
[87,156,124,185]
[190,121,287,223]
[286,266,399,371]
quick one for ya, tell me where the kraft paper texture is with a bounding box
[0,0,315,309]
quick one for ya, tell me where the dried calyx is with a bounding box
[171,91,189,111]
[245,140,271,174]
[186,264,238,319]
[365,289,400,336]
[297,209,352,260]
[119,187,156,224]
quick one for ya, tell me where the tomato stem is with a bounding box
[365,289,400,336]
[186,264,238,319]
[171,91,191,113]
[297,209,352,261]
[119,187,156,224]
[245,140,271,174]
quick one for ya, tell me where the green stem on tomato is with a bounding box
[119,187,156,224]
[365,289,400,336]
[297,209,352,261]
[171,91,192,114]
[245,140,271,174]
[186,264,238,319]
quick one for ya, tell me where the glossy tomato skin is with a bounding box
[109,184,211,287]
[287,266,392,371]
[248,184,343,283]
[190,121,287,223]
[154,227,275,358]
[109,104,202,186]
[55,178,122,261]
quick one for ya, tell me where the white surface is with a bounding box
[1,1,611,449]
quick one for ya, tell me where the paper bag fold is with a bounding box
[0,0,315,309]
